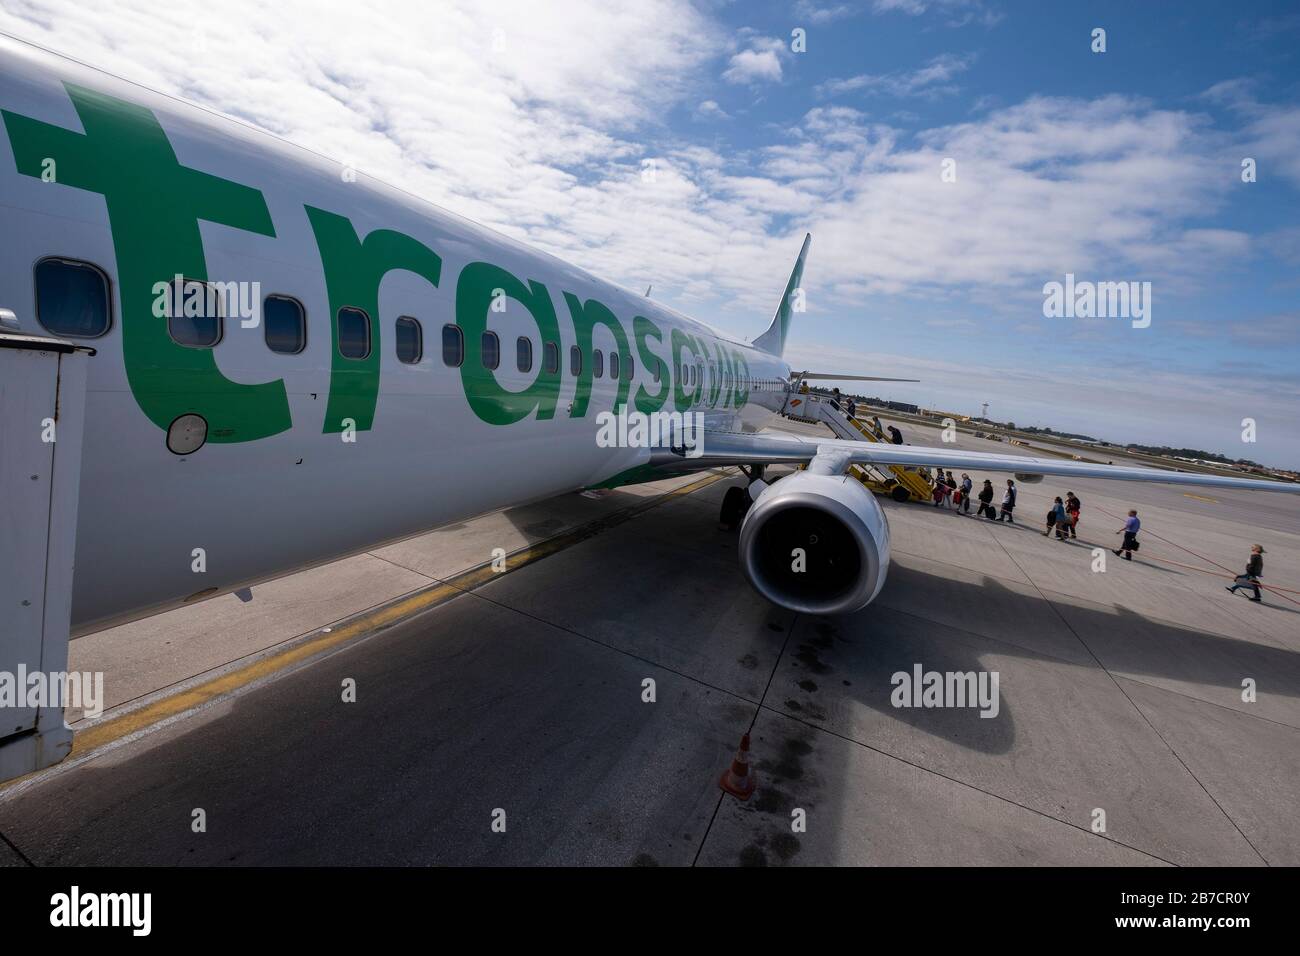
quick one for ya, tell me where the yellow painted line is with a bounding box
[64,470,730,761]
[1182,492,1218,503]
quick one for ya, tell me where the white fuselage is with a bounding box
[0,36,790,635]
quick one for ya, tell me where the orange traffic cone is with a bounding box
[718,733,756,800]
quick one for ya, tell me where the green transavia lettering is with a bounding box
[2,85,750,437]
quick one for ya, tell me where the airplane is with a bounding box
[2,30,1298,643]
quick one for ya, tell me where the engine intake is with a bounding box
[738,470,891,615]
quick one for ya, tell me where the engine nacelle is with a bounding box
[738,471,891,615]
[1014,473,1044,484]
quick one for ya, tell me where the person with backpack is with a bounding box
[999,479,1017,522]
[1043,497,1070,540]
[960,474,973,514]
[1225,545,1265,602]
[978,479,995,518]
[1065,492,1081,539]
[1113,510,1140,560]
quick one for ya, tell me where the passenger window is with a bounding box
[442,324,464,366]
[593,349,604,378]
[609,351,619,381]
[652,360,661,384]
[337,307,370,359]
[516,336,532,373]
[481,330,500,370]
[166,277,223,348]
[34,257,111,338]
[264,295,305,354]
[544,341,559,374]
[625,353,634,381]
[395,316,422,364]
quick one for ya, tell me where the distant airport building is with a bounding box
[862,397,920,415]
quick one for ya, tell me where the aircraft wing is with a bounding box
[792,372,920,383]
[670,430,1300,495]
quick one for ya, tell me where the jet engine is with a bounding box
[737,470,891,615]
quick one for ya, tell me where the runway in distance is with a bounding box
[2,31,1297,634]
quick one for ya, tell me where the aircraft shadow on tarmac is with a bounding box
[801,562,1300,753]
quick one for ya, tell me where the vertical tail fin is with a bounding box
[752,232,810,357]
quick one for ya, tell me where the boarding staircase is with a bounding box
[0,328,93,782]
[780,387,935,503]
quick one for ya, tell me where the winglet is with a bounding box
[753,233,810,358]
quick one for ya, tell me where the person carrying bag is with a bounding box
[1225,545,1265,603]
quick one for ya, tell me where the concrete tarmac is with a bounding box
[1,417,1296,866]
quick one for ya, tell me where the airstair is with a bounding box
[0,329,94,782]
[781,387,934,503]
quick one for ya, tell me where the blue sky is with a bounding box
[684,1,1300,465]
[3,0,1298,465]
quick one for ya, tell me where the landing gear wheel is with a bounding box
[890,485,910,503]
[719,485,751,530]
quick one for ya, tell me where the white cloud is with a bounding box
[1181,79,1300,189]
[873,0,929,13]
[819,53,976,99]
[793,2,858,25]
[798,95,1250,306]
[722,38,785,85]
[0,0,722,242]
[1234,108,1300,189]
[694,99,730,121]
[871,0,1003,27]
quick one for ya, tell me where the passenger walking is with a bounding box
[1225,545,1265,603]
[943,471,957,509]
[960,473,973,514]
[1065,492,1081,539]
[977,479,995,518]
[887,425,904,445]
[1043,497,1069,540]
[999,479,1017,522]
[1112,510,1140,560]
[933,471,949,508]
